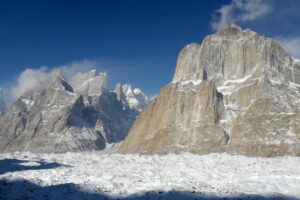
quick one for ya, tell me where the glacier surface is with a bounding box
[0,149,300,199]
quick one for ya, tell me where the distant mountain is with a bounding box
[0,70,148,153]
[69,69,108,96]
[0,88,6,115]
[118,25,300,157]
[114,83,149,112]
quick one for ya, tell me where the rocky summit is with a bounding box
[118,25,300,157]
[0,70,148,153]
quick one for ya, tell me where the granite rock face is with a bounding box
[0,88,6,115]
[0,70,146,153]
[118,25,300,157]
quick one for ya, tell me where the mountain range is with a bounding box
[0,70,148,153]
[1,25,300,157]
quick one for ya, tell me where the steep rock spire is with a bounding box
[119,25,300,157]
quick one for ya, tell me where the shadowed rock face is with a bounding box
[118,25,300,157]
[0,71,141,153]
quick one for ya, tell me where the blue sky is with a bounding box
[0,0,300,103]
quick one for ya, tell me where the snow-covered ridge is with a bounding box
[68,70,149,111]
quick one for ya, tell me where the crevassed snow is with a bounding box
[0,151,300,200]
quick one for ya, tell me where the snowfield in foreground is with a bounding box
[0,148,300,200]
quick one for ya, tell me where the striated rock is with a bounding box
[118,82,227,154]
[0,70,146,153]
[118,25,300,157]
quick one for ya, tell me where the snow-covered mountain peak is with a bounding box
[69,69,108,96]
[114,83,149,111]
[133,88,142,94]
[49,70,74,92]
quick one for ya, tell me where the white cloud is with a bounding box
[276,37,300,59]
[211,0,272,31]
[211,0,300,59]
[58,59,97,80]
[11,67,50,100]
[11,59,98,100]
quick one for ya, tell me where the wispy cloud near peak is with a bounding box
[11,67,50,100]
[10,59,98,100]
[276,36,300,59]
[211,0,272,31]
